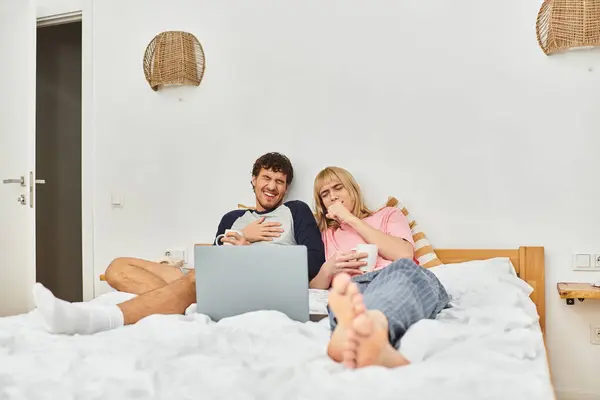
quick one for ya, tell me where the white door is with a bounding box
[0,0,37,316]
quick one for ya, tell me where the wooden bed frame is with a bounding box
[98,245,545,335]
[435,246,545,336]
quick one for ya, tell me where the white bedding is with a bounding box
[0,258,554,399]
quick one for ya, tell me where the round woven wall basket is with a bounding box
[536,0,600,55]
[143,31,206,91]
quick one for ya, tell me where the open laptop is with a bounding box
[194,244,310,322]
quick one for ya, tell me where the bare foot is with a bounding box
[327,273,365,363]
[346,310,410,369]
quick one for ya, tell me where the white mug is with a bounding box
[215,229,243,246]
[353,244,378,272]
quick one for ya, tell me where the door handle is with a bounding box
[2,176,25,186]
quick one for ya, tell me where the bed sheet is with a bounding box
[0,260,554,400]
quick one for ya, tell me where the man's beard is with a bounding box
[258,197,283,211]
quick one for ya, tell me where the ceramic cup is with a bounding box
[353,244,378,272]
[215,229,244,246]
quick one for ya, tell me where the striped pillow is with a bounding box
[383,197,443,268]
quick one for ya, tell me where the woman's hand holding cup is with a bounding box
[324,250,369,278]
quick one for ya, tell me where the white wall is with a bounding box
[40,0,600,397]
[36,0,81,18]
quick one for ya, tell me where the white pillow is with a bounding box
[430,257,533,298]
[432,257,517,276]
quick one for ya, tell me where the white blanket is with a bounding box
[0,260,554,400]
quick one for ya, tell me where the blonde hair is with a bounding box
[313,166,372,232]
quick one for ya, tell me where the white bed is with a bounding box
[0,248,554,399]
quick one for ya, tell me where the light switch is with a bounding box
[575,253,591,270]
[111,194,124,208]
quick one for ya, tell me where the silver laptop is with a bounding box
[194,244,310,322]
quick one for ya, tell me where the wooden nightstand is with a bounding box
[557,282,600,305]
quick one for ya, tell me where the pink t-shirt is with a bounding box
[322,207,416,271]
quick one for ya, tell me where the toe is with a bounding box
[354,302,366,314]
[342,349,356,361]
[352,314,374,337]
[344,337,357,351]
[347,329,358,341]
[351,293,366,314]
[346,281,359,297]
[331,273,351,294]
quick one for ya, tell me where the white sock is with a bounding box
[32,283,124,335]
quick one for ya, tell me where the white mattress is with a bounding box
[0,258,554,399]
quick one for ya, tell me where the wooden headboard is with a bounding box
[435,246,545,336]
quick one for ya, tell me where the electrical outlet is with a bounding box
[594,254,600,269]
[590,325,600,345]
[164,248,187,263]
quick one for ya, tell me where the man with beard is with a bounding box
[32,152,325,335]
[214,152,324,282]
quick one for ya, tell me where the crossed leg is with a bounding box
[104,257,185,295]
[33,268,197,335]
[118,270,197,325]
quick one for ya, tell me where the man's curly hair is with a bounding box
[251,152,294,186]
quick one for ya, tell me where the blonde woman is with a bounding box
[311,166,449,369]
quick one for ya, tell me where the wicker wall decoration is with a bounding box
[143,31,206,91]
[536,0,600,55]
